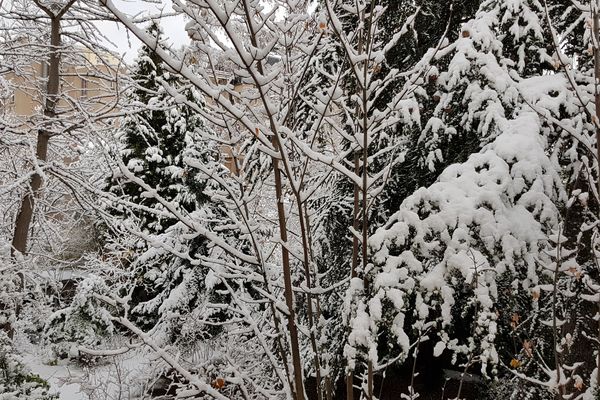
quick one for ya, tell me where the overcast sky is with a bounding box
[98,0,190,63]
[100,1,318,63]
[0,0,317,65]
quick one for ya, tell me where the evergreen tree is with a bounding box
[310,0,483,383]
[108,22,206,235]
[344,1,599,397]
[105,22,236,343]
[0,242,56,399]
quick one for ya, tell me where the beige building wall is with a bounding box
[207,79,255,174]
[2,49,251,174]
[1,48,121,117]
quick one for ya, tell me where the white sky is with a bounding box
[1,0,318,65]
[97,0,190,63]
[101,0,318,63]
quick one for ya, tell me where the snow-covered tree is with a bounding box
[31,0,600,399]
[104,22,242,343]
[343,0,600,398]
[0,3,121,395]
[107,22,205,234]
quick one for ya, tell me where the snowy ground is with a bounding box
[23,353,86,400]
[17,335,156,400]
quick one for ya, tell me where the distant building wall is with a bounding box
[1,48,121,117]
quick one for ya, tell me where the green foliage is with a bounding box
[102,22,242,344]
[0,332,57,399]
[107,22,208,234]
[312,0,484,382]
[44,276,115,359]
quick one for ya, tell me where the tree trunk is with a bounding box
[592,3,600,386]
[346,152,361,400]
[272,147,305,400]
[11,15,61,259]
[594,6,600,196]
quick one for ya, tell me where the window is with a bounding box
[81,77,88,98]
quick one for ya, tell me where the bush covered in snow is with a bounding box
[44,276,116,360]
[0,332,57,399]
